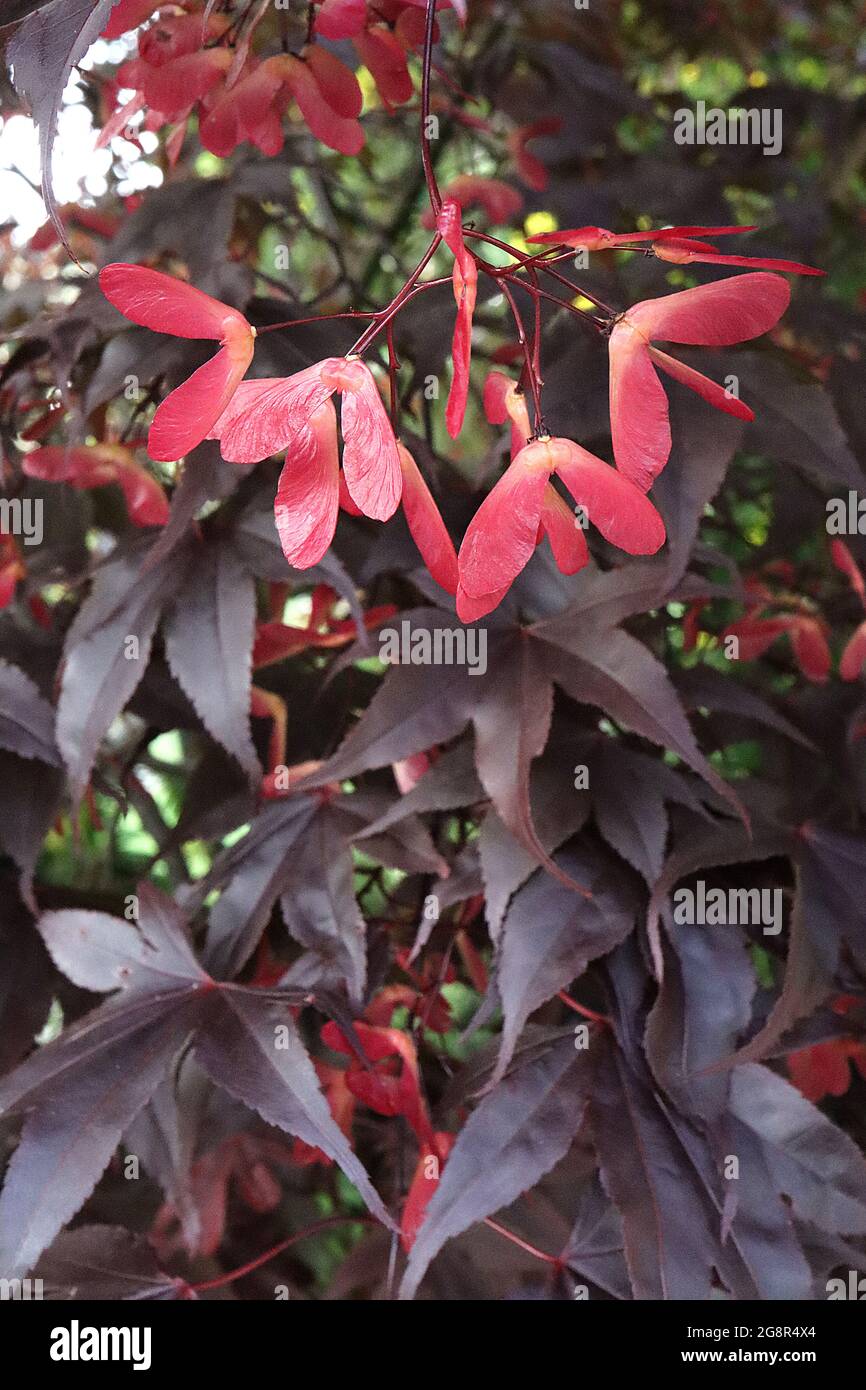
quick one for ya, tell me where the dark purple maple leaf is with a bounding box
[0,882,392,1276]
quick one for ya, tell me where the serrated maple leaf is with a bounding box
[490,843,637,1086]
[8,0,124,253]
[289,588,742,896]
[35,1224,188,1300]
[192,784,444,988]
[0,883,392,1276]
[399,1036,592,1298]
[56,541,189,804]
[163,536,260,785]
[0,660,60,766]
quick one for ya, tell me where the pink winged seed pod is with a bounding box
[606,272,792,489]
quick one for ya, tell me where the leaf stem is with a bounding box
[190,1215,375,1292]
[483,1218,560,1265]
[255,310,378,335]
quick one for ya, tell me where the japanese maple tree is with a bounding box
[0,0,864,1306]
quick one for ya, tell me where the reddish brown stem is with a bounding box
[190,1215,376,1292]
[498,277,546,436]
[256,310,377,335]
[420,0,442,216]
[484,1218,560,1266]
[386,321,401,431]
[349,236,443,354]
[558,990,609,1026]
[504,275,607,329]
[465,228,616,315]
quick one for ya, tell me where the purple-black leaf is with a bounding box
[278,802,368,1005]
[163,539,260,786]
[491,844,636,1085]
[34,1225,185,1300]
[400,1036,591,1299]
[57,545,186,804]
[192,989,394,1230]
[7,0,124,254]
[730,1063,866,1237]
[0,751,64,906]
[37,882,205,993]
[0,659,59,764]
[561,1176,631,1300]
[0,994,203,1278]
[195,795,319,980]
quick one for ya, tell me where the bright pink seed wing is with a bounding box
[23,445,168,526]
[608,322,672,490]
[508,119,562,193]
[673,250,824,277]
[338,473,363,516]
[540,485,590,575]
[354,27,414,107]
[149,345,251,461]
[445,263,477,437]
[114,460,170,526]
[830,539,866,601]
[339,369,402,521]
[659,224,756,237]
[209,366,336,464]
[22,445,115,487]
[138,13,207,66]
[101,0,161,39]
[274,401,340,568]
[199,93,245,159]
[142,51,229,121]
[456,582,511,624]
[201,67,284,158]
[652,236,727,258]
[526,226,612,249]
[482,372,513,426]
[791,618,831,683]
[96,92,147,151]
[398,442,459,594]
[840,620,866,681]
[250,109,286,157]
[438,200,478,439]
[483,372,532,457]
[0,561,21,610]
[458,442,552,599]
[285,58,364,156]
[528,225,755,248]
[99,263,247,341]
[304,47,363,119]
[209,377,288,447]
[552,441,666,555]
[626,272,791,347]
[313,0,367,40]
[648,346,755,422]
[629,224,756,243]
[726,615,791,661]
